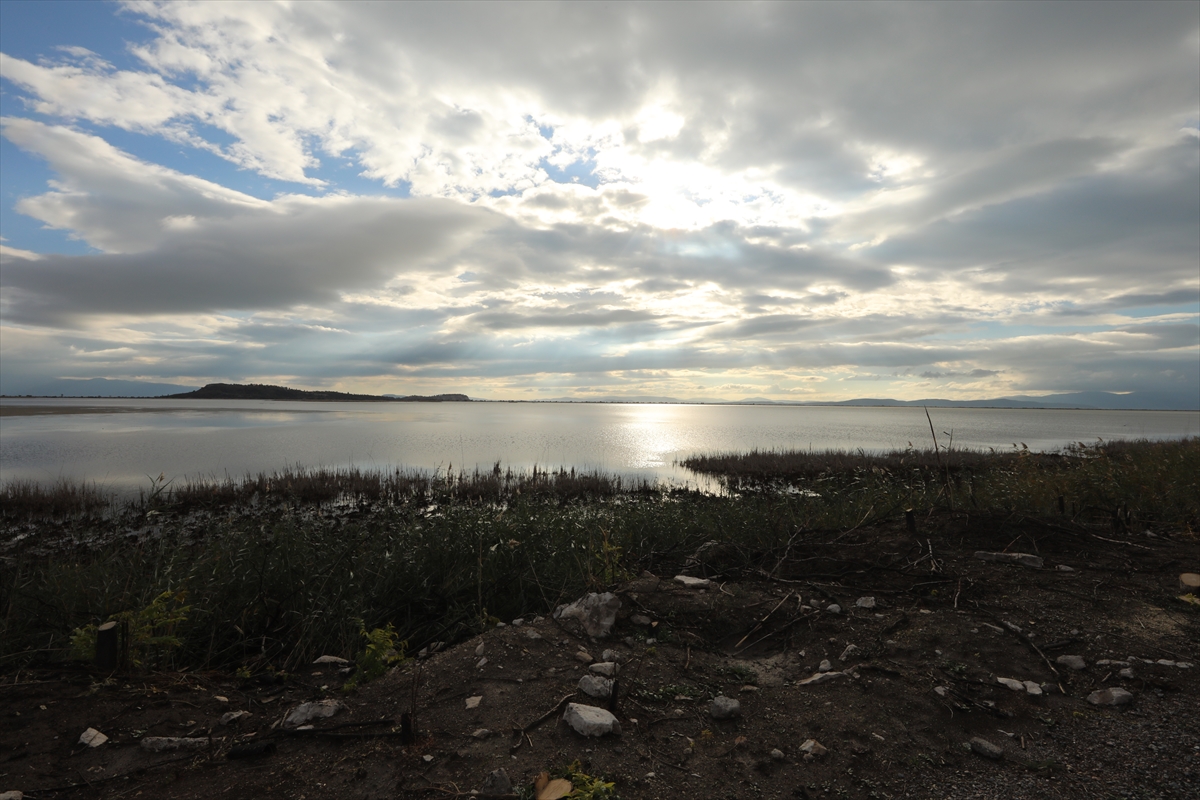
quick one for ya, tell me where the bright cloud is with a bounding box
[0,1,1197,404]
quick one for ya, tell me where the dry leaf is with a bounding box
[534,772,549,794]
[536,777,573,800]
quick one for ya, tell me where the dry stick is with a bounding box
[734,591,793,649]
[924,405,954,507]
[975,608,1060,679]
[509,693,573,752]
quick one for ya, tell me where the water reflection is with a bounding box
[1,398,1196,492]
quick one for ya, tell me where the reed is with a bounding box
[2,439,1195,674]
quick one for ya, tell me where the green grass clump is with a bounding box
[1,439,1195,673]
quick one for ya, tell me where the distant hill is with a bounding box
[164,383,470,402]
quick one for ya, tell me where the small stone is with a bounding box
[578,675,614,699]
[975,551,1044,568]
[770,748,786,761]
[472,728,492,739]
[997,677,1024,691]
[524,629,543,641]
[79,728,108,748]
[214,695,229,704]
[476,657,488,669]
[422,754,433,762]
[1180,573,1200,592]
[855,596,876,609]
[575,650,594,664]
[1155,659,1177,667]
[479,768,512,797]
[1055,564,1076,572]
[709,696,741,720]
[839,644,860,662]
[1056,655,1087,670]
[313,655,349,665]
[601,649,621,663]
[553,592,622,639]
[220,710,251,725]
[799,738,827,759]
[934,686,950,697]
[631,614,652,626]
[1023,681,1042,696]
[969,737,1003,760]
[740,684,759,693]
[465,695,483,710]
[819,659,833,672]
[798,671,844,686]
[563,703,622,737]
[140,737,209,752]
[512,618,524,627]
[673,575,713,589]
[1096,659,1129,667]
[283,699,345,728]
[475,642,485,657]
[0,791,23,800]
[1087,687,1134,706]
[494,622,506,628]
[1119,668,1135,679]
[590,661,619,677]
[826,604,842,614]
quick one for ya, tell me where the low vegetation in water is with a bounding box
[1,438,1196,674]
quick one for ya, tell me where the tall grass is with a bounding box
[2,439,1196,673]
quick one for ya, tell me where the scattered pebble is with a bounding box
[709,696,741,720]
[673,575,713,589]
[819,659,833,673]
[472,728,492,739]
[283,699,344,729]
[770,748,786,761]
[312,655,349,665]
[855,596,876,609]
[826,603,842,614]
[79,728,107,748]
[589,661,619,677]
[997,677,1024,691]
[1056,655,1087,670]
[575,651,594,664]
[220,710,251,725]
[1088,687,1134,706]
[578,675,614,699]
[563,703,622,737]
[969,736,1004,760]
[800,738,827,760]
[465,695,482,710]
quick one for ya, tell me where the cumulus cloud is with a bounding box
[0,1,1196,401]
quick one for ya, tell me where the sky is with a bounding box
[1,1,1197,403]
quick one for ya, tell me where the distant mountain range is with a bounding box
[542,390,1198,411]
[165,383,470,402]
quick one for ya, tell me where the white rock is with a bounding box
[1087,687,1134,706]
[512,618,525,627]
[997,677,1024,691]
[855,596,876,609]
[709,696,741,720]
[283,699,345,728]
[476,657,488,669]
[524,629,542,640]
[475,642,485,657]
[826,604,842,614]
[562,703,622,737]
[601,649,621,663]
[214,695,229,704]
[553,592,622,638]
[1056,655,1087,671]
[79,728,108,748]
[220,710,251,725]
[934,686,950,697]
[673,575,713,589]
[575,650,594,663]
[0,791,23,800]
[578,675,614,699]
[818,659,833,673]
[975,551,1044,568]
[590,661,619,677]
[1023,681,1042,696]
[1119,668,1135,679]
[140,737,209,752]
[313,655,349,665]
[969,737,1003,760]
[798,671,844,686]
[799,738,827,759]
[465,695,483,709]
[839,644,860,662]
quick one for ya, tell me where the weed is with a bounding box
[70,591,191,669]
[343,621,406,690]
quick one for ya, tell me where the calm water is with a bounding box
[1,398,1197,492]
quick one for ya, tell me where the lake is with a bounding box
[1,398,1197,492]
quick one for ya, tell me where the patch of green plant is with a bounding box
[632,682,706,703]
[343,621,406,690]
[517,760,619,800]
[70,590,191,668]
[722,663,758,684]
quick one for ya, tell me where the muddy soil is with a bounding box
[3,512,1198,799]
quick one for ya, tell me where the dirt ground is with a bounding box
[3,511,1198,799]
